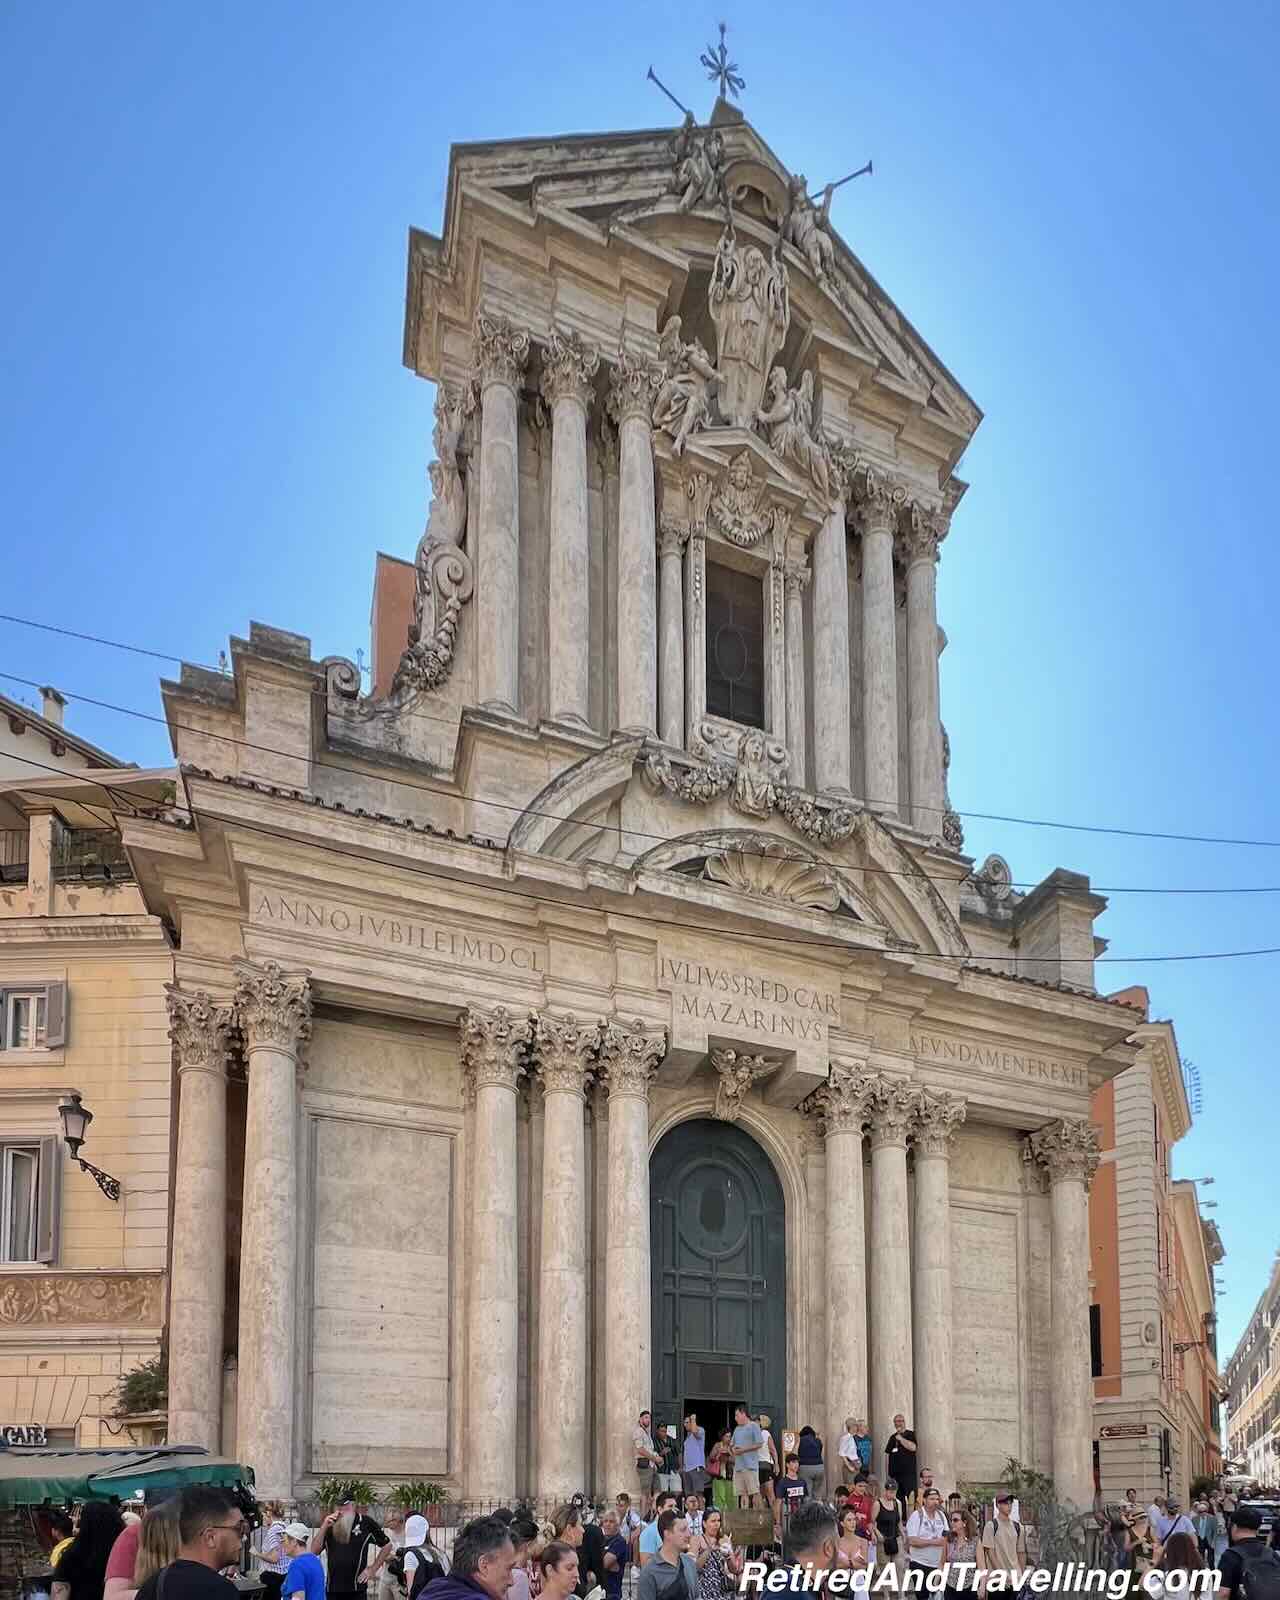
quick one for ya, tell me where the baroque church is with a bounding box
[130,93,1143,1508]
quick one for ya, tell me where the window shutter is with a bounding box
[44,982,66,1048]
[0,988,6,1050]
[36,1136,62,1264]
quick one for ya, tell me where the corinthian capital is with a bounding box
[233,960,312,1054]
[532,1011,601,1099]
[866,1073,922,1149]
[854,466,909,538]
[165,986,235,1074]
[898,501,949,567]
[913,1087,967,1156]
[540,328,600,410]
[608,347,660,426]
[473,309,530,390]
[659,513,691,559]
[461,1004,533,1100]
[783,558,811,599]
[808,1057,875,1136]
[600,1017,666,1099]
[1028,1117,1101,1187]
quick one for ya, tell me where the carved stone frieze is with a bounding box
[1027,1117,1101,1188]
[473,310,530,390]
[461,1004,533,1103]
[539,328,600,410]
[532,1012,601,1099]
[165,986,234,1073]
[0,1273,162,1327]
[913,1088,967,1156]
[704,841,841,911]
[599,1018,667,1099]
[708,227,790,430]
[608,347,660,426]
[691,723,788,818]
[710,1048,781,1121]
[234,960,312,1054]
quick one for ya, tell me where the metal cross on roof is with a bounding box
[700,22,744,100]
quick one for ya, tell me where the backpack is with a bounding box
[1240,1547,1280,1600]
[388,1545,445,1600]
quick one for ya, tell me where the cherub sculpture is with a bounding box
[652,316,722,456]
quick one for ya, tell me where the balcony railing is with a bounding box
[0,829,29,884]
[51,825,134,883]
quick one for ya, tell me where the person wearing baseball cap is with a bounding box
[282,1524,325,1600]
[980,1494,1027,1590]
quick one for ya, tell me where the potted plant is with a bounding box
[316,1478,378,1512]
[389,1482,448,1528]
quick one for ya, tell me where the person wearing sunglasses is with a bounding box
[134,1487,246,1600]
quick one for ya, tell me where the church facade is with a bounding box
[127,101,1142,1507]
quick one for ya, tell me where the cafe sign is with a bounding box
[2,1424,47,1446]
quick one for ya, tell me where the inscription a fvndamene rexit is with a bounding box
[912,1031,1087,1088]
[660,956,838,1043]
[253,891,543,973]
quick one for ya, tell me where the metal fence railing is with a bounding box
[50,825,133,882]
[0,829,28,885]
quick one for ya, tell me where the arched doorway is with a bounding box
[650,1118,786,1451]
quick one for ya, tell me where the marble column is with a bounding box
[542,330,599,727]
[813,1059,874,1478]
[234,960,312,1499]
[1030,1117,1102,1512]
[658,515,689,747]
[868,1075,919,1463]
[784,560,810,787]
[533,1014,598,1499]
[610,351,658,736]
[462,1005,532,1500]
[902,503,948,834]
[165,987,234,1450]
[812,496,852,794]
[602,1019,667,1496]
[474,311,530,716]
[912,1089,967,1495]
[857,474,904,815]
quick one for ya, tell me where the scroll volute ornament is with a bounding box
[600,1018,667,1099]
[1028,1117,1101,1187]
[855,465,909,537]
[539,329,600,410]
[913,1088,967,1156]
[812,1057,876,1136]
[899,501,949,567]
[165,986,235,1071]
[233,960,312,1053]
[533,1012,602,1099]
[461,1004,534,1102]
[473,310,530,390]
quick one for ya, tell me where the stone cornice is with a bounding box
[599,1017,666,1099]
[234,959,312,1054]
[165,985,235,1076]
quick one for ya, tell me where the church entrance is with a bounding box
[650,1119,786,1461]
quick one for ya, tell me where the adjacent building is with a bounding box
[0,688,174,1447]
[1223,1255,1280,1484]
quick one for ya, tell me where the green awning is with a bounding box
[0,1448,254,1508]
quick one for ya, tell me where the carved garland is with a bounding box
[0,1274,162,1327]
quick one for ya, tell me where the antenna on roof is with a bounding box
[1183,1058,1203,1116]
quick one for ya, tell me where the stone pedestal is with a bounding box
[165,987,234,1450]
[868,1076,918,1459]
[912,1090,966,1494]
[602,1020,666,1494]
[474,312,529,716]
[533,1014,597,1499]
[658,518,688,747]
[812,498,852,794]
[234,960,312,1499]
[1031,1118,1101,1512]
[543,331,598,727]
[814,1060,872,1474]
[858,481,901,815]
[462,1005,531,1500]
[610,353,658,736]
[784,561,810,787]
[902,506,947,834]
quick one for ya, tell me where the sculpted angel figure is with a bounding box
[783,173,837,281]
[652,316,722,455]
[757,366,830,500]
[711,1048,781,1121]
[669,113,727,214]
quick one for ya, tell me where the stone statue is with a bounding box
[708,227,790,430]
[783,174,837,281]
[733,729,779,819]
[711,1048,781,1122]
[652,316,722,455]
[757,366,830,501]
[668,114,727,214]
[419,386,469,550]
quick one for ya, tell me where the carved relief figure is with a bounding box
[652,316,722,456]
[783,175,837,281]
[707,449,773,547]
[757,366,830,501]
[711,1048,781,1121]
[709,227,790,429]
[733,730,780,818]
[669,114,727,214]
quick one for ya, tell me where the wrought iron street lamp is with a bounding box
[57,1091,121,1202]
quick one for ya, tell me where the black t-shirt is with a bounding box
[779,1476,808,1509]
[580,1523,606,1591]
[884,1429,917,1486]
[136,1560,240,1600]
[324,1518,389,1594]
[1219,1538,1271,1599]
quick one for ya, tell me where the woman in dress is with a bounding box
[708,1430,735,1513]
[53,1503,126,1600]
[875,1480,904,1577]
[537,1544,580,1600]
[944,1509,979,1597]
[690,1508,741,1600]
[835,1508,871,1575]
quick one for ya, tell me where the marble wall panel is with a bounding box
[952,1203,1022,1481]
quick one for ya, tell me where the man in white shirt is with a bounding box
[837,1417,861,1485]
[905,1489,949,1578]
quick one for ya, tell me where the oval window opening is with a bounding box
[700,1178,727,1235]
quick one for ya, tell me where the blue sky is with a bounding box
[2,2,1277,1356]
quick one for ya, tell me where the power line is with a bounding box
[5,609,1280,849]
[7,666,1280,899]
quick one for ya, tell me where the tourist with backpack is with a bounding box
[979,1494,1027,1595]
[1218,1506,1280,1600]
[389,1518,448,1600]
